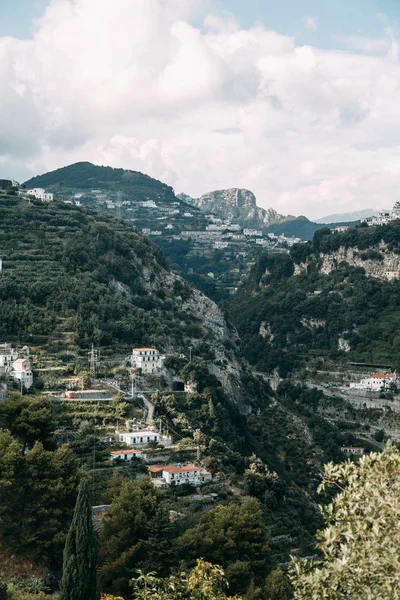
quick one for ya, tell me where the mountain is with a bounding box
[228,221,400,377]
[178,188,293,229]
[316,208,378,224]
[24,161,178,204]
[0,191,242,392]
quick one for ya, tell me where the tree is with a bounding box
[178,498,271,595]
[99,478,168,597]
[130,559,243,600]
[0,432,79,564]
[0,394,55,449]
[60,478,99,600]
[0,583,8,600]
[291,444,400,599]
[265,569,292,600]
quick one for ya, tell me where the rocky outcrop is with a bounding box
[295,245,400,282]
[179,188,292,230]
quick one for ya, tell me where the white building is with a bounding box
[10,357,33,390]
[214,241,229,249]
[243,228,262,237]
[362,203,400,227]
[0,345,19,368]
[116,429,172,448]
[140,200,157,208]
[110,449,143,461]
[26,188,54,202]
[341,446,365,456]
[349,372,398,392]
[131,348,165,374]
[148,464,212,486]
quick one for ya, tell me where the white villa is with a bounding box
[148,464,212,487]
[116,429,172,448]
[26,188,54,202]
[362,202,400,227]
[131,348,165,374]
[10,357,33,390]
[0,345,19,368]
[349,372,398,392]
[110,449,143,461]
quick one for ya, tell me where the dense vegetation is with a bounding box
[291,444,400,599]
[24,162,176,203]
[0,191,383,599]
[0,193,210,351]
[228,222,400,375]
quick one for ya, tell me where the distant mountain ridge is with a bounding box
[178,188,293,229]
[316,208,379,224]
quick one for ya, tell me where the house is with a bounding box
[148,464,212,486]
[334,226,349,233]
[243,228,262,237]
[110,449,143,461]
[131,348,165,374]
[10,357,33,389]
[0,345,19,369]
[341,446,365,456]
[116,429,172,448]
[26,188,53,202]
[350,372,398,392]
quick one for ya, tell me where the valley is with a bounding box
[1,172,400,599]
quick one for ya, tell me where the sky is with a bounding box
[0,0,400,219]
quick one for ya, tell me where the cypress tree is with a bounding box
[60,478,99,600]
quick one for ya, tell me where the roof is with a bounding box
[370,373,393,379]
[133,348,157,352]
[342,446,364,450]
[163,465,199,474]
[118,430,159,437]
[111,449,142,456]
[148,465,200,474]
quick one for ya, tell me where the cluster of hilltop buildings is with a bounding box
[362,202,400,227]
[0,344,33,390]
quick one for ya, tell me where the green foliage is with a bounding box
[291,444,400,599]
[99,478,174,597]
[130,559,242,600]
[25,162,176,203]
[0,394,55,449]
[60,478,99,600]
[0,431,79,565]
[229,231,400,374]
[177,498,271,594]
[0,583,8,600]
[265,569,292,600]
[0,195,218,353]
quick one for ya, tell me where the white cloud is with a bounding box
[1,0,400,219]
[302,16,318,32]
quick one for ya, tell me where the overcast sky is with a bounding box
[1,0,399,219]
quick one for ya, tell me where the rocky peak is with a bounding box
[178,188,292,229]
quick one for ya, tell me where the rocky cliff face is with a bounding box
[295,244,400,281]
[179,188,292,229]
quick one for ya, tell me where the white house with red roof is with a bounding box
[110,449,143,462]
[350,372,398,392]
[148,464,212,487]
[131,348,165,374]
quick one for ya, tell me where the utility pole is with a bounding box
[88,344,99,379]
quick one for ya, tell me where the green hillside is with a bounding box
[266,216,359,241]
[24,161,177,203]
[227,222,400,375]
[0,192,207,351]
